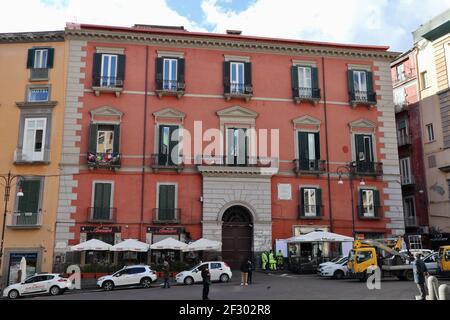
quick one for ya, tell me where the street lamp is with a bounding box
[0,171,24,270]
[336,165,365,238]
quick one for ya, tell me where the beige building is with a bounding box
[412,9,450,235]
[0,31,66,287]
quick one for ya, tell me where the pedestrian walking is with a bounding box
[162,259,171,289]
[412,253,428,300]
[247,259,253,285]
[268,250,277,271]
[261,251,268,271]
[240,258,249,285]
[201,265,211,300]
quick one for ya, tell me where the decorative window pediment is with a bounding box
[90,106,123,124]
[292,115,321,131]
[153,107,186,123]
[217,106,258,119]
[349,118,377,132]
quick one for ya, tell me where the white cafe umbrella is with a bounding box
[70,239,112,251]
[111,239,150,252]
[286,231,354,243]
[20,257,27,283]
[183,238,222,252]
[150,237,187,250]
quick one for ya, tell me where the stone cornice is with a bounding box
[65,29,398,60]
[16,101,58,109]
[0,31,64,43]
[197,166,279,177]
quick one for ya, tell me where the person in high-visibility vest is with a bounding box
[268,250,277,271]
[276,250,284,269]
[261,252,268,270]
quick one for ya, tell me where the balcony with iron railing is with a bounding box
[87,152,121,170]
[92,76,124,97]
[393,72,415,86]
[350,161,383,176]
[7,212,42,229]
[298,205,323,219]
[150,154,184,173]
[404,214,418,228]
[152,208,181,224]
[397,134,412,147]
[357,205,382,219]
[87,207,117,223]
[14,148,51,165]
[224,83,253,101]
[400,175,415,186]
[293,159,326,175]
[349,90,377,108]
[155,79,186,98]
[293,87,321,104]
[30,68,49,81]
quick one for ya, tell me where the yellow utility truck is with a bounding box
[347,237,414,281]
[438,245,450,276]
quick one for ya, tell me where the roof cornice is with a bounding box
[65,28,398,60]
[0,31,64,44]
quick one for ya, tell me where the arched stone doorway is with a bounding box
[221,206,253,269]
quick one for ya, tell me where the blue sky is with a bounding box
[1,0,449,52]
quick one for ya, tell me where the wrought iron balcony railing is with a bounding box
[397,134,412,146]
[225,83,253,100]
[92,76,124,88]
[350,161,383,176]
[293,87,321,101]
[150,154,184,172]
[400,175,415,186]
[294,159,326,174]
[298,205,324,219]
[7,212,42,229]
[357,205,382,219]
[152,208,181,224]
[87,152,121,169]
[350,90,377,105]
[88,207,117,223]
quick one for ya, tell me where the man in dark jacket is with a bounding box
[247,259,253,285]
[201,265,211,300]
[412,253,428,300]
[162,259,171,289]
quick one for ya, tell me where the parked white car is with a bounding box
[97,265,157,291]
[399,249,433,257]
[2,273,72,299]
[319,257,349,279]
[317,256,346,272]
[175,261,232,285]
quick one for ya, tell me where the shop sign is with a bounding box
[147,226,185,234]
[81,226,121,233]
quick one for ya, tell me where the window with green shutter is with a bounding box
[158,184,176,221]
[297,132,321,171]
[292,66,320,100]
[358,189,380,218]
[93,183,112,220]
[348,69,376,104]
[16,179,42,225]
[299,187,322,218]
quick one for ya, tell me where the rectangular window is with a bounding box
[226,128,248,165]
[403,196,416,227]
[354,134,374,170]
[34,49,48,68]
[96,125,115,154]
[158,125,180,166]
[396,64,405,81]
[400,157,412,185]
[304,188,317,217]
[28,87,49,102]
[353,70,367,100]
[361,189,375,217]
[101,54,118,87]
[158,184,176,221]
[93,182,112,220]
[426,123,434,142]
[297,131,321,171]
[298,66,312,97]
[163,58,178,90]
[230,62,245,94]
[16,179,42,226]
[421,71,429,89]
[23,118,47,161]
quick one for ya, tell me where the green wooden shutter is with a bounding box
[347,70,355,100]
[159,185,176,220]
[312,67,319,98]
[373,190,380,217]
[94,183,111,219]
[355,134,365,161]
[178,58,185,89]
[291,66,299,98]
[366,71,376,102]
[47,48,55,68]
[314,132,321,160]
[18,180,41,214]
[113,125,120,153]
[316,188,322,217]
[244,62,252,94]
[27,49,36,68]
[117,54,126,82]
[156,57,164,90]
[358,189,364,217]
[223,61,231,94]
[299,188,305,217]
[92,53,102,86]
[298,132,309,160]
[89,124,99,154]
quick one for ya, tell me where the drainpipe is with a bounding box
[322,57,334,232]
[139,46,149,240]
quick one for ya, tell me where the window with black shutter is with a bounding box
[297,131,320,171]
[292,65,320,101]
[158,125,180,166]
[93,183,112,220]
[299,187,322,218]
[92,53,125,88]
[158,184,176,221]
[358,189,380,218]
[354,134,374,173]
[348,69,375,104]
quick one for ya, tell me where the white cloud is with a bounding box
[0,0,205,33]
[200,0,450,51]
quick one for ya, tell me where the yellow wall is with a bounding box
[0,39,67,281]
